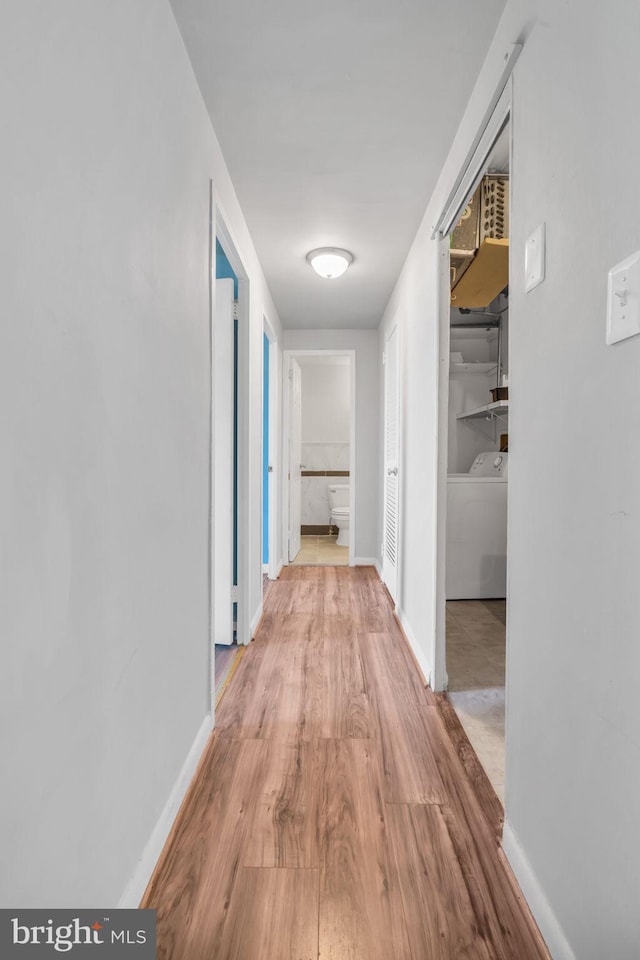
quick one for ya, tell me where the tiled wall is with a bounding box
[302,441,350,471]
[301,442,350,525]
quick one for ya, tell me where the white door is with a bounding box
[382,325,400,600]
[212,278,235,644]
[288,358,302,561]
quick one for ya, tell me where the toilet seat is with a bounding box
[330,506,350,547]
[328,484,350,547]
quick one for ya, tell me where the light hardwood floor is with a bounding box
[142,566,550,960]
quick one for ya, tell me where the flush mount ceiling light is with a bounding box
[306,247,353,279]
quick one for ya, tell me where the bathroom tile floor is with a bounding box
[292,534,349,566]
[446,599,506,803]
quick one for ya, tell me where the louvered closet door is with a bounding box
[382,324,399,601]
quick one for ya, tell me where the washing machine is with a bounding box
[446,452,508,599]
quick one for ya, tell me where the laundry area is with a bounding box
[444,128,510,802]
[447,299,509,601]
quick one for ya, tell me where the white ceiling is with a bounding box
[170,0,506,329]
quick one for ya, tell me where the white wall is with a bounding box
[501,6,640,957]
[380,2,640,957]
[283,331,379,563]
[300,362,350,443]
[0,0,281,907]
[448,371,500,472]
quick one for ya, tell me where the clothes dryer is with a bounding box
[446,452,508,599]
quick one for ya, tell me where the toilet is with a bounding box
[328,484,350,547]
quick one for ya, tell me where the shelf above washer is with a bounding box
[450,362,497,374]
[457,400,509,422]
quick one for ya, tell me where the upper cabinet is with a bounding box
[450,176,509,308]
[452,238,509,308]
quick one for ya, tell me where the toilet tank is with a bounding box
[328,484,349,508]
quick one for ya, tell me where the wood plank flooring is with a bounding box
[142,566,550,960]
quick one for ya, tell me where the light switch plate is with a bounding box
[525,223,545,292]
[606,250,640,345]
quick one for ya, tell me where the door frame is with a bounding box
[263,312,280,581]
[208,196,251,722]
[216,213,250,649]
[381,319,402,604]
[282,349,356,566]
[432,82,513,693]
[286,356,303,563]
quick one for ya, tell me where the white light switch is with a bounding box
[606,250,640,345]
[525,223,545,292]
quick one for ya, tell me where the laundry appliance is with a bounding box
[446,452,508,599]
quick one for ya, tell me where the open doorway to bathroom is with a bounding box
[435,105,511,807]
[284,351,355,567]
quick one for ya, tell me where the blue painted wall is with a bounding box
[263,334,269,565]
[215,239,238,298]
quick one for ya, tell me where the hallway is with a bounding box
[143,567,549,959]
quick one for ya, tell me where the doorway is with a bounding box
[283,350,355,567]
[435,101,512,805]
[210,217,250,717]
[262,316,279,592]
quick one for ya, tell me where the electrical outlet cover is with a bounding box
[525,223,545,292]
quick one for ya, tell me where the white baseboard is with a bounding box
[250,603,263,637]
[118,714,212,908]
[395,605,433,688]
[353,556,380,569]
[266,558,283,581]
[502,820,576,960]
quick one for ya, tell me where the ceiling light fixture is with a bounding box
[306,247,353,279]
